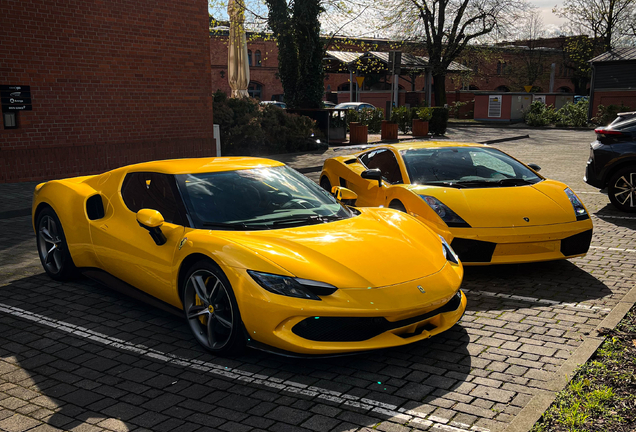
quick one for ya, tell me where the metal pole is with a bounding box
[349,68,354,102]
[393,74,399,107]
[549,63,555,93]
[588,63,596,121]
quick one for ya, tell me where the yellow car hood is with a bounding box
[411,180,576,228]
[218,208,448,289]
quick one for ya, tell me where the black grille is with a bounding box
[292,291,462,342]
[560,229,593,256]
[451,238,497,263]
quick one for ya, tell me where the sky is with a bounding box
[535,0,567,31]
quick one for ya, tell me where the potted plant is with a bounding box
[412,107,432,137]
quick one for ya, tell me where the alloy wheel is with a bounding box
[38,215,64,274]
[613,172,636,209]
[184,269,234,351]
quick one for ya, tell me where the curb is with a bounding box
[501,284,636,432]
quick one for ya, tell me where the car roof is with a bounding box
[358,141,488,153]
[119,157,285,175]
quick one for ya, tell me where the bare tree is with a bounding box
[554,0,636,51]
[362,0,529,106]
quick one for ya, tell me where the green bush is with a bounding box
[390,106,411,133]
[593,103,633,126]
[416,107,433,121]
[524,101,558,126]
[359,108,384,133]
[212,90,325,155]
[429,107,449,135]
[556,101,589,127]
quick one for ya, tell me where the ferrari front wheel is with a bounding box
[182,260,245,355]
[608,167,636,212]
[36,207,76,281]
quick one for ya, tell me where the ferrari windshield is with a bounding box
[176,166,353,230]
[400,147,542,187]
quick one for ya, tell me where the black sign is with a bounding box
[1,85,32,112]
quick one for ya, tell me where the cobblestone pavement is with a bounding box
[1,127,635,432]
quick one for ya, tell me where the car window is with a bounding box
[121,172,187,225]
[175,165,354,230]
[359,149,403,184]
[400,147,541,187]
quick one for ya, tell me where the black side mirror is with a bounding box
[361,168,383,187]
[527,163,541,172]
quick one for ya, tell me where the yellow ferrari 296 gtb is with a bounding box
[32,157,466,356]
[320,142,593,265]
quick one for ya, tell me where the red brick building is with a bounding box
[209,32,577,110]
[1,0,215,183]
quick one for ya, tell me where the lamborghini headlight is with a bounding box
[247,271,337,301]
[439,235,460,265]
[564,188,589,221]
[420,195,470,227]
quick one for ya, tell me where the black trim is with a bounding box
[80,268,182,317]
[560,229,593,256]
[450,238,497,263]
[291,290,463,342]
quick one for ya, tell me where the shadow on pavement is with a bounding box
[594,204,636,230]
[462,259,612,312]
[0,273,471,431]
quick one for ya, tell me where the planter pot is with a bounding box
[381,121,398,140]
[349,122,368,145]
[412,119,429,137]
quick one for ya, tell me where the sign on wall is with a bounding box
[488,95,502,118]
[1,85,32,112]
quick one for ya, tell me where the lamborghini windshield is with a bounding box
[176,166,353,230]
[401,147,542,188]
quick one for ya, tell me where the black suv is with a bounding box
[585,111,636,212]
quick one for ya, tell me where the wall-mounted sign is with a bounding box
[488,95,502,118]
[1,85,32,112]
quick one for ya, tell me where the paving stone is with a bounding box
[300,414,341,431]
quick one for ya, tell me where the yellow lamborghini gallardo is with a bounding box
[320,142,593,265]
[32,157,465,356]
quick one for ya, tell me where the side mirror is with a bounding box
[330,186,358,206]
[527,163,541,172]
[361,168,383,187]
[136,209,167,245]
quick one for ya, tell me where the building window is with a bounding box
[495,85,510,92]
[497,61,508,75]
[248,50,252,66]
[255,50,262,67]
[248,82,262,99]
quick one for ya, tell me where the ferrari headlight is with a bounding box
[419,195,470,227]
[247,271,337,301]
[439,235,460,265]
[564,188,589,221]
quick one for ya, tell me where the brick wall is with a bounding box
[0,0,214,183]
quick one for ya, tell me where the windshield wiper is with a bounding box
[495,178,535,186]
[271,214,344,227]
[201,221,263,230]
[421,181,467,188]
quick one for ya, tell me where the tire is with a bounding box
[389,200,407,213]
[182,259,245,355]
[608,167,636,212]
[36,207,77,281]
[320,176,332,193]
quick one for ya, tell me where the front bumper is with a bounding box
[226,262,465,354]
[449,220,593,265]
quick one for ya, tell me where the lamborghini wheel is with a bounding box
[608,167,636,212]
[182,260,245,355]
[36,207,76,281]
[320,176,331,192]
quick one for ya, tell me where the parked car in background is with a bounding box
[260,101,287,109]
[334,102,376,111]
[585,111,636,212]
[321,142,593,265]
[574,95,589,104]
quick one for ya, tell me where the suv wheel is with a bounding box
[608,167,636,212]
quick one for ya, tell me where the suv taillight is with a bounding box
[595,128,624,136]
